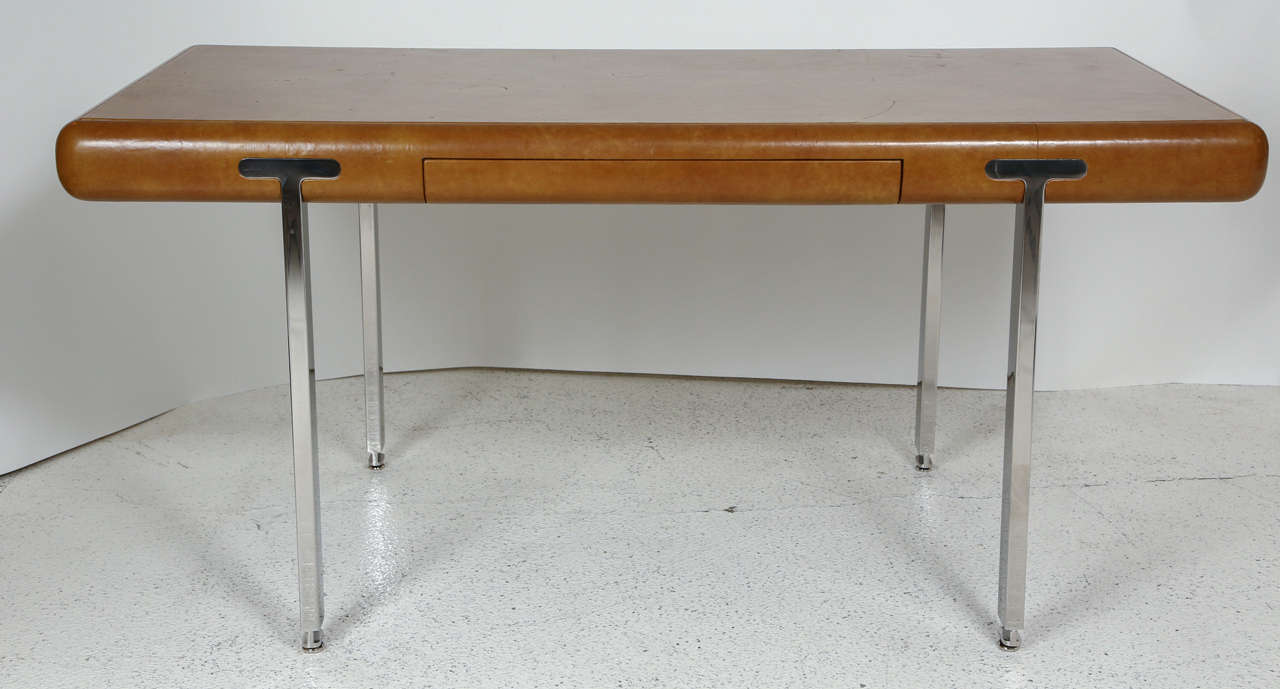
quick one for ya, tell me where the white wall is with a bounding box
[2,0,1277,473]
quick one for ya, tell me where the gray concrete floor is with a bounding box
[1,369,1277,688]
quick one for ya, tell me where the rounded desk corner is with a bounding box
[55,119,95,201]
[1235,120,1269,202]
[1204,119,1270,203]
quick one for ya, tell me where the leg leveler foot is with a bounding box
[302,629,324,652]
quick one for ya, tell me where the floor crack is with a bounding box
[644,438,668,463]
[1070,486,1137,549]
[1142,473,1278,484]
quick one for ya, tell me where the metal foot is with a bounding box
[301,629,324,652]
[359,203,387,469]
[914,204,944,471]
[987,158,1086,653]
[240,158,341,652]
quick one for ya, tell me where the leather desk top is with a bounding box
[56,46,1268,204]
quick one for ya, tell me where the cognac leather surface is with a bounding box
[56,46,1269,204]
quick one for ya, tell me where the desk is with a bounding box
[56,46,1268,652]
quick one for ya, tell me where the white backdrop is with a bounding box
[2,0,1277,473]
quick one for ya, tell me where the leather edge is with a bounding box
[55,118,1268,204]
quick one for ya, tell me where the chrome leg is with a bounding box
[359,203,385,470]
[240,158,341,651]
[914,204,945,471]
[998,189,1040,652]
[985,159,1086,650]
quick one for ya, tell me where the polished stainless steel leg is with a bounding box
[359,203,385,469]
[986,159,1086,650]
[240,158,341,652]
[914,204,945,471]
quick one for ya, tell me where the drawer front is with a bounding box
[423,159,902,203]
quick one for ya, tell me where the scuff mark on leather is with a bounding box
[863,99,897,120]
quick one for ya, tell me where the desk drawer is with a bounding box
[422,159,902,203]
